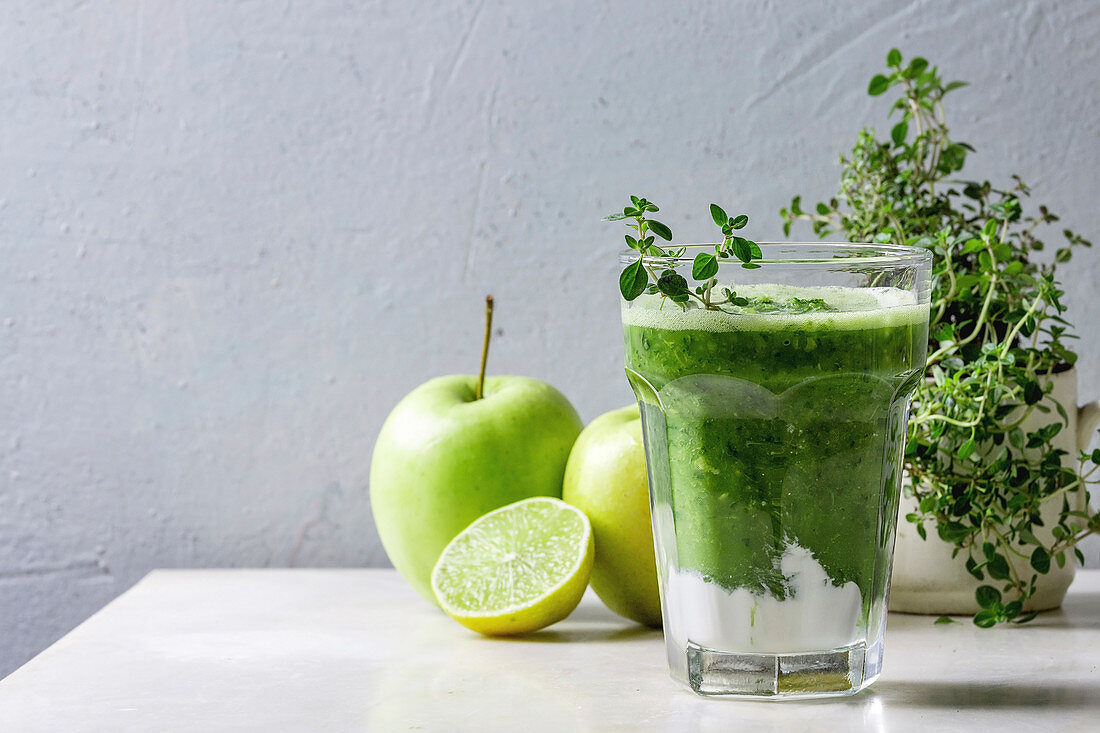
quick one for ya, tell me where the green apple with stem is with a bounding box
[562,404,661,627]
[370,296,584,603]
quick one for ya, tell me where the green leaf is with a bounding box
[656,271,689,299]
[891,120,908,146]
[887,48,902,67]
[941,144,966,172]
[730,237,752,263]
[1023,381,1043,405]
[908,57,929,76]
[603,212,630,221]
[975,585,1001,609]
[973,610,999,628]
[692,252,718,280]
[934,615,956,625]
[1030,546,1051,574]
[986,553,1011,580]
[1018,527,1040,547]
[619,260,648,301]
[625,234,640,249]
[868,74,890,96]
[956,437,976,461]
[961,238,984,254]
[938,521,971,543]
[730,214,749,230]
[710,204,728,227]
[648,220,673,241]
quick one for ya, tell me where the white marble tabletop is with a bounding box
[1,569,1098,732]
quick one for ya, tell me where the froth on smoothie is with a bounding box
[622,283,928,332]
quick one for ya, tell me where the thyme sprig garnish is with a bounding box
[783,48,1098,627]
[608,197,760,309]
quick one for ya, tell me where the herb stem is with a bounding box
[998,292,1045,359]
[910,413,982,428]
[927,242,999,364]
[932,244,958,325]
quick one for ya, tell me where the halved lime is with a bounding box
[430,497,594,635]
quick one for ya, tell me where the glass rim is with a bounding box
[618,242,932,267]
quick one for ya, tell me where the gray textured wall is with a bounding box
[2,0,1098,676]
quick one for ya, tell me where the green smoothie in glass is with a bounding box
[622,255,930,697]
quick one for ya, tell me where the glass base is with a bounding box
[681,640,881,699]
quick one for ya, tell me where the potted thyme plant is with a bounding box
[782,50,1100,626]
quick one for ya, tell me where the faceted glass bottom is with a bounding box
[679,640,882,699]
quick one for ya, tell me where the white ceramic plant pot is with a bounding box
[890,368,1100,614]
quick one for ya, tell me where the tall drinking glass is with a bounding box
[622,243,931,698]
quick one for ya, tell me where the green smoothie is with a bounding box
[623,284,929,623]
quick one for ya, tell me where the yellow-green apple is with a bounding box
[369,298,583,603]
[562,404,661,627]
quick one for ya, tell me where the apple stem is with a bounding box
[476,295,494,400]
